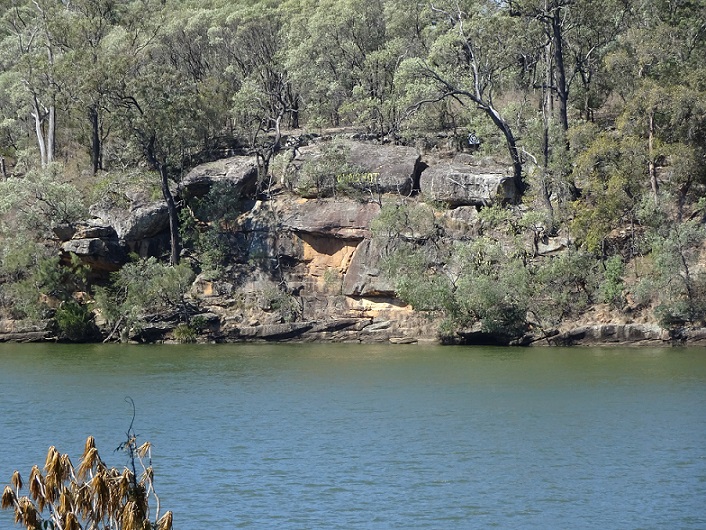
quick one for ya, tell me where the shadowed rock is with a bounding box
[279,199,380,239]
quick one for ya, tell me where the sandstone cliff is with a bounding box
[4,137,700,346]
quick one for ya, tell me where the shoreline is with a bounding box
[2,318,706,347]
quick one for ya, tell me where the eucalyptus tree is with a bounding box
[225,2,300,181]
[605,0,706,208]
[109,1,222,265]
[569,0,706,256]
[284,0,388,127]
[410,0,528,193]
[53,0,122,174]
[0,0,63,168]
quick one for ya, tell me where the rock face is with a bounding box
[59,222,125,273]
[38,139,704,346]
[61,201,171,275]
[341,238,395,296]
[279,199,380,239]
[420,154,517,206]
[90,201,169,242]
[538,324,669,346]
[0,320,54,342]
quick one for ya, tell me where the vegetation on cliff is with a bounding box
[0,0,705,343]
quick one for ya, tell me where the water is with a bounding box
[1,343,705,529]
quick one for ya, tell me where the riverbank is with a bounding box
[4,315,706,347]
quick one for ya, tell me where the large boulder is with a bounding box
[285,139,424,197]
[90,201,169,242]
[60,222,126,273]
[179,155,259,199]
[420,154,517,206]
[345,140,425,195]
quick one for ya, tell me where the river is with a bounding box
[0,343,705,529]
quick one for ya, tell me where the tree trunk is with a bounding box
[483,105,525,194]
[648,111,658,202]
[552,9,569,134]
[159,164,181,266]
[89,106,101,174]
[47,101,55,164]
[32,98,48,168]
[541,39,555,226]
[145,136,181,266]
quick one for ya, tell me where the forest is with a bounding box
[0,0,705,343]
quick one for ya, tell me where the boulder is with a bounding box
[287,139,424,197]
[90,201,169,242]
[345,140,425,195]
[61,236,126,272]
[179,155,259,199]
[420,155,517,206]
[538,236,570,256]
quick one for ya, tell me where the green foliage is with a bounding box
[570,132,645,253]
[190,180,243,226]
[295,141,368,198]
[0,164,87,236]
[371,202,438,241]
[633,216,706,328]
[376,202,533,342]
[0,246,89,321]
[181,181,243,272]
[173,323,198,343]
[600,255,625,308]
[95,257,195,339]
[259,286,301,323]
[55,300,96,342]
[533,251,600,326]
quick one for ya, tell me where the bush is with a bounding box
[55,301,96,342]
[95,257,195,340]
[260,286,301,323]
[296,141,367,198]
[533,250,599,326]
[173,322,198,343]
[600,255,625,307]
[633,218,706,328]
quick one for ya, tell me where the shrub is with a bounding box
[2,430,172,530]
[295,141,367,198]
[260,286,301,323]
[55,300,96,342]
[532,250,599,326]
[600,255,625,308]
[173,322,198,343]
[95,257,196,340]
